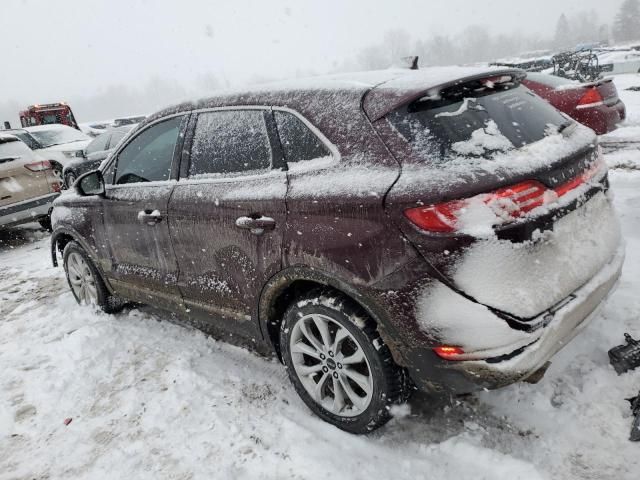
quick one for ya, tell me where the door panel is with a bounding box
[168,108,286,338]
[169,173,287,336]
[100,115,186,309]
[102,184,180,308]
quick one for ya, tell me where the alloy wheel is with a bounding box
[67,252,98,305]
[289,313,373,417]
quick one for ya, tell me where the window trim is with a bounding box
[102,113,188,188]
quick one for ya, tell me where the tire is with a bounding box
[280,290,410,434]
[38,216,52,232]
[65,172,77,189]
[62,241,124,314]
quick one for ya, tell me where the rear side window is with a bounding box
[388,83,570,163]
[114,116,183,184]
[189,110,272,177]
[274,110,330,163]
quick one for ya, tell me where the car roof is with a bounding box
[146,66,522,125]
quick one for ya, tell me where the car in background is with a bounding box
[3,125,91,173]
[0,134,61,230]
[523,72,626,134]
[597,50,640,75]
[52,66,623,433]
[113,115,146,127]
[62,125,134,187]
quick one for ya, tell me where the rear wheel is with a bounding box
[63,241,124,313]
[280,290,410,434]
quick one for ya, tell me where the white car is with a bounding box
[598,50,640,75]
[3,124,91,171]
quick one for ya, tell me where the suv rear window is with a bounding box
[0,137,31,157]
[388,83,570,163]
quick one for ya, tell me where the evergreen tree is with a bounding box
[554,14,573,49]
[613,0,640,42]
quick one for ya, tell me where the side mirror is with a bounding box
[76,170,105,196]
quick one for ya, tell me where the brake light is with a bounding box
[434,346,465,360]
[405,180,547,234]
[405,153,605,234]
[24,160,52,172]
[576,87,604,109]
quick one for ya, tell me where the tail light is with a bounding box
[24,160,52,172]
[434,346,465,360]
[576,87,604,109]
[405,151,605,234]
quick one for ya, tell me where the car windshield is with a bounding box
[28,127,87,148]
[388,82,570,163]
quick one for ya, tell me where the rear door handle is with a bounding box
[235,215,276,235]
[137,209,163,226]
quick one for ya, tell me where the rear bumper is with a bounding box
[406,243,625,393]
[571,101,626,135]
[0,192,59,228]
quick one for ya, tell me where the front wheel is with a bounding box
[65,172,77,189]
[280,290,410,434]
[63,241,124,313]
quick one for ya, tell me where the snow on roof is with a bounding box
[147,66,522,126]
[24,124,75,132]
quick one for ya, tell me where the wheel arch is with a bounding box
[51,227,112,286]
[258,266,390,361]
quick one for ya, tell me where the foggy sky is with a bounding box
[1,0,621,121]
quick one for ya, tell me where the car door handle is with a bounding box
[137,209,163,226]
[235,215,276,235]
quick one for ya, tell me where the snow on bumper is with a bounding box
[418,242,625,389]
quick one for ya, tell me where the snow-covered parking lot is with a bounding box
[1,75,640,480]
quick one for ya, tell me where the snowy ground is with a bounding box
[2,74,640,480]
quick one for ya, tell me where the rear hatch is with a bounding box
[0,137,52,208]
[369,71,620,320]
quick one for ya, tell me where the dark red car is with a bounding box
[51,67,624,433]
[523,72,626,134]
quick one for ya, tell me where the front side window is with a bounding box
[114,116,183,184]
[189,110,272,177]
[274,110,330,164]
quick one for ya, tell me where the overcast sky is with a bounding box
[1,0,620,115]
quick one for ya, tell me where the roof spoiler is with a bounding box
[363,69,526,122]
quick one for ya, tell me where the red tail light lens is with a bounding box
[434,346,465,360]
[405,180,547,234]
[405,153,605,234]
[576,87,604,109]
[24,160,52,172]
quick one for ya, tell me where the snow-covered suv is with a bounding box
[51,67,624,433]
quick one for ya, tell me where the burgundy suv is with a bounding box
[51,67,624,433]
